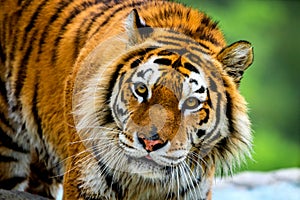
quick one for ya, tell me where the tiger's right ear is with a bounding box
[125,9,153,46]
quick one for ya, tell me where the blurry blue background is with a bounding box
[179,0,300,171]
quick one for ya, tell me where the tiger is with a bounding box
[0,0,254,199]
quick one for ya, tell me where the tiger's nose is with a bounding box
[137,134,167,152]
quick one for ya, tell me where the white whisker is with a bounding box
[182,161,198,200]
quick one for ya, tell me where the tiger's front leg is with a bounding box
[0,103,31,191]
[0,133,31,192]
[0,122,64,199]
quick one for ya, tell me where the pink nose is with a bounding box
[138,136,167,152]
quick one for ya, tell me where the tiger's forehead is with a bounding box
[130,55,207,99]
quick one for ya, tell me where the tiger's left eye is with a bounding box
[183,97,201,110]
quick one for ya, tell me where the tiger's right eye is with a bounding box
[133,82,148,102]
[135,83,147,95]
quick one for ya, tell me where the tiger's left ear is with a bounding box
[217,41,253,85]
[125,9,153,46]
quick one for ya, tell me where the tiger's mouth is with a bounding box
[137,155,161,166]
[117,132,188,177]
[127,155,172,178]
[129,155,163,167]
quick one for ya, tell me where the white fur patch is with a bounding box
[54,184,63,200]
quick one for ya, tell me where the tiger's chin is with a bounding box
[126,155,171,179]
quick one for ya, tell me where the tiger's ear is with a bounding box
[217,41,253,86]
[125,9,153,46]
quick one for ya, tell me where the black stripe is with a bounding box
[190,43,210,52]
[201,15,211,27]
[18,0,31,8]
[184,62,199,73]
[0,14,7,57]
[166,192,176,199]
[195,86,205,94]
[0,78,7,97]
[15,29,38,100]
[0,112,11,130]
[157,50,174,56]
[0,121,30,154]
[111,71,129,126]
[153,58,172,66]
[72,18,86,61]
[81,3,112,40]
[198,108,209,126]
[130,58,142,68]
[0,45,5,66]
[163,28,212,53]
[196,129,206,138]
[161,48,188,57]
[208,77,218,92]
[225,91,234,133]
[36,0,71,61]
[30,76,52,176]
[88,1,145,40]
[206,89,213,108]
[20,0,48,52]
[9,0,32,64]
[99,111,115,126]
[81,195,102,200]
[190,43,210,54]
[195,23,221,47]
[103,63,124,126]
[161,35,199,47]
[185,53,203,65]
[17,0,22,6]
[203,93,222,141]
[199,34,221,47]
[73,1,147,59]
[179,175,202,198]
[156,39,181,47]
[97,160,123,199]
[51,0,111,64]
[0,155,18,162]
[29,163,53,185]
[171,57,182,69]
[106,64,123,102]
[189,79,198,85]
[72,11,105,62]
[73,2,113,59]
[31,77,43,140]
[200,14,218,30]
[0,176,27,190]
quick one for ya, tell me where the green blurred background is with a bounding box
[178,0,300,171]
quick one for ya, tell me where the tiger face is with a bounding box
[110,53,215,177]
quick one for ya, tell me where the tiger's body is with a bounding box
[0,0,253,199]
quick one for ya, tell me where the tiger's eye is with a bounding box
[183,97,201,110]
[135,83,148,96]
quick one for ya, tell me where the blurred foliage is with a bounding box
[178,0,300,171]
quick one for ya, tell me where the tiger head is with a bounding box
[74,9,253,182]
